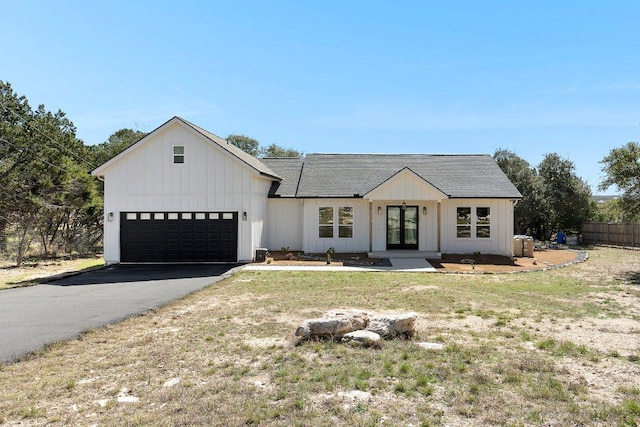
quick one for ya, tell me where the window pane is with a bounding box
[126,213,137,220]
[477,207,490,225]
[457,226,471,238]
[174,155,184,164]
[182,213,192,219]
[339,226,353,238]
[222,213,233,220]
[140,213,151,220]
[173,146,184,154]
[319,207,333,225]
[319,225,333,238]
[457,207,471,225]
[154,213,164,220]
[339,207,353,224]
[477,226,491,238]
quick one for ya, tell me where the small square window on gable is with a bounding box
[173,146,185,164]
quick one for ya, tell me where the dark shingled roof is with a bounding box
[261,158,304,197]
[263,154,522,199]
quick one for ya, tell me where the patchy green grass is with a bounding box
[0,247,639,426]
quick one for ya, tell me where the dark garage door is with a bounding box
[120,212,238,263]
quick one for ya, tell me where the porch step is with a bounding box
[368,251,441,260]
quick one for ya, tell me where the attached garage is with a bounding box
[120,212,238,263]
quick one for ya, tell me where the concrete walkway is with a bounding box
[242,258,436,272]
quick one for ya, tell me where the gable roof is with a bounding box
[265,154,522,199]
[92,116,281,180]
[364,166,448,199]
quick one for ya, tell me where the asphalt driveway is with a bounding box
[0,264,239,364]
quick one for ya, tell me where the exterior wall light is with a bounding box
[423,206,427,215]
[108,212,114,222]
[377,206,382,215]
[242,211,248,221]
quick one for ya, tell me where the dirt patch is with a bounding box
[429,249,581,273]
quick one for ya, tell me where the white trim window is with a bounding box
[319,206,354,238]
[456,207,471,238]
[476,207,491,238]
[319,207,334,238]
[456,206,491,238]
[173,145,185,163]
[338,207,353,238]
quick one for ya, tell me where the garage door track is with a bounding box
[0,264,238,364]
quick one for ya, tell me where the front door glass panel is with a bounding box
[387,207,401,245]
[404,207,418,245]
[386,206,419,250]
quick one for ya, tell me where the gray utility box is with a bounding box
[513,235,534,257]
[255,248,268,262]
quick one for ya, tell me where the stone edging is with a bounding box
[434,250,589,275]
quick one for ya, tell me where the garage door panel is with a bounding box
[120,212,238,263]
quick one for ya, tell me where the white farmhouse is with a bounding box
[92,117,522,264]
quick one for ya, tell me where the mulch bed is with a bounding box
[260,249,583,273]
[428,249,582,273]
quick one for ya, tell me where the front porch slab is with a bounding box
[388,258,437,272]
[368,251,441,260]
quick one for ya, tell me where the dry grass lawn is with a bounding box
[0,247,639,426]
[0,256,104,290]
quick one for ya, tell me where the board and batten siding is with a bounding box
[100,121,272,264]
[250,177,274,254]
[266,199,303,251]
[439,199,515,257]
[302,199,370,253]
[369,200,439,252]
[365,168,446,201]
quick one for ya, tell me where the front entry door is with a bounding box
[386,206,419,250]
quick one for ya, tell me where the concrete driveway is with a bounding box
[0,264,239,364]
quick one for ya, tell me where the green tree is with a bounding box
[493,149,547,238]
[538,153,592,238]
[590,197,633,223]
[599,142,640,219]
[90,128,147,166]
[226,134,260,157]
[227,134,302,158]
[0,81,100,265]
[259,143,302,158]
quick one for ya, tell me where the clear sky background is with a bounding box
[2,1,639,194]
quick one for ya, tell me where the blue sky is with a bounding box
[2,1,639,194]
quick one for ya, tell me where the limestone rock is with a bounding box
[295,317,358,339]
[341,330,381,347]
[366,312,418,338]
[416,342,444,351]
[324,309,369,330]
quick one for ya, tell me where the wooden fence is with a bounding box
[582,222,640,247]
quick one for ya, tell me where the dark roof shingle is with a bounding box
[265,154,521,199]
[260,158,304,197]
